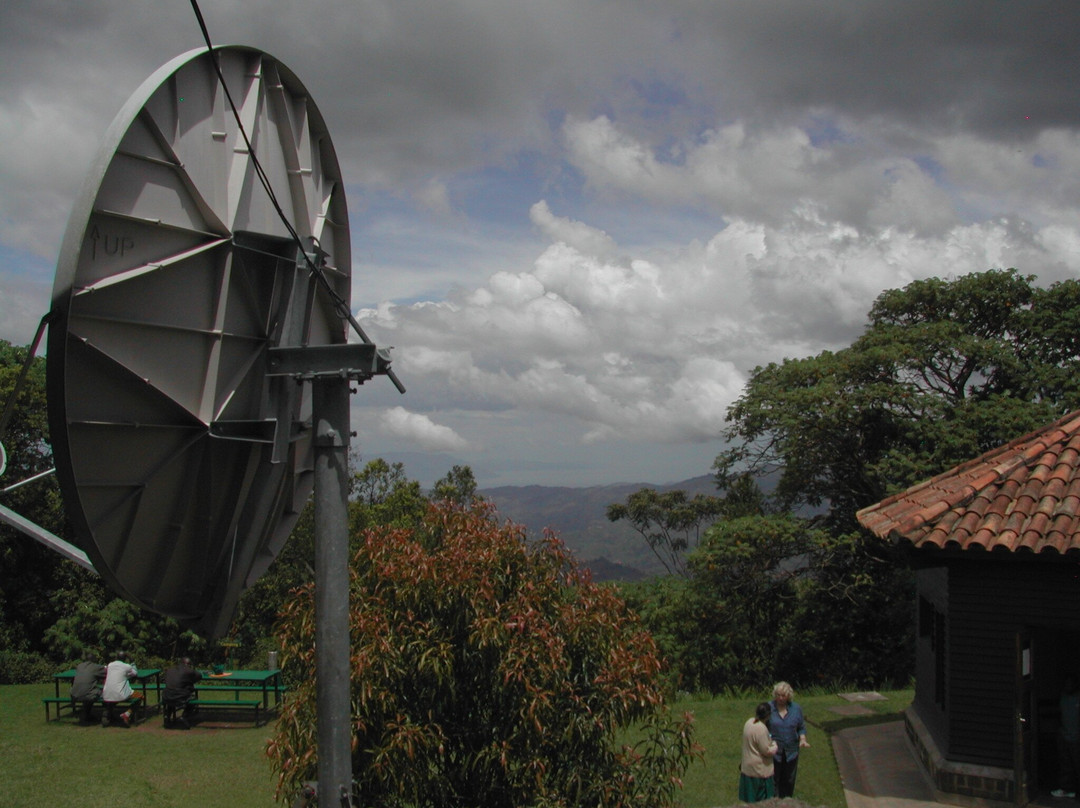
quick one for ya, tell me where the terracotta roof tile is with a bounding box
[857,410,1080,555]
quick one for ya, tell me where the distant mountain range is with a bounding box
[479,475,720,581]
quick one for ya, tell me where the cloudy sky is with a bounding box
[2,1,1079,488]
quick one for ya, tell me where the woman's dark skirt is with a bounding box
[738,772,776,803]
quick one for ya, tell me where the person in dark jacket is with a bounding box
[71,658,106,722]
[163,657,202,729]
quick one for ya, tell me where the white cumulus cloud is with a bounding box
[378,407,469,452]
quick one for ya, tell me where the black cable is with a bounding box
[189,2,295,243]
[187,0,384,351]
[188,0,404,392]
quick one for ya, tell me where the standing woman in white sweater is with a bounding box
[739,701,779,803]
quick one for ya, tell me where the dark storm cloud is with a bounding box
[3,0,1080,486]
[662,0,1080,137]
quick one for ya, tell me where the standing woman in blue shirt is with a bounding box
[770,681,810,797]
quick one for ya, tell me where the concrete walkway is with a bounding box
[832,720,941,808]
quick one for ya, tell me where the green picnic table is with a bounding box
[198,669,285,708]
[45,667,161,721]
[188,669,286,726]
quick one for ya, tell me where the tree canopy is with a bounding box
[715,269,1077,531]
[430,463,481,506]
[0,340,50,482]
[605,474,765,577]
[605,489,725,577]
[615,269,1080,692]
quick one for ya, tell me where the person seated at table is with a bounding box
[163,656,202,729]
[101,651,141,727]
[70,656,105,723]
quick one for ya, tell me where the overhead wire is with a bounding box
[6,3,404,460]
[188,0,404,392]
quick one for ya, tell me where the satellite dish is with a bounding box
[47,46,354,637]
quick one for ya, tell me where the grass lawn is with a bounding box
[1,683,280,807]
[1,682,912,807]
[673,687,914,808]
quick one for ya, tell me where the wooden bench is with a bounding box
[197,684,288,701]
[195,683,288,713]
[43,695,143,722]
[186,697,263,725]
[42,696,77,720]
[197,684,288,693]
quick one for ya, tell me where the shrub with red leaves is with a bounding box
[268,501,699,807]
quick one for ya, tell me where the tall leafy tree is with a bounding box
[606,474,765,578]
[430,463,481,506]
[0,341,70,659]
[1012,279,1080,404]
[351,457,412,507]
[693,269,1080,688]
[775,531,914,688]
[685,515,821,690]
[350,457,428,532]
[605,490,725,577]
[715,269,1071,531]
[0,340,51,482]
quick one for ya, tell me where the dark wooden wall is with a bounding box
[919,553,1080,768]
[913,565,949,751]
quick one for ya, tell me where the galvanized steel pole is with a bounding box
[314,376,354,807]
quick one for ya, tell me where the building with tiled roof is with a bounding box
[858,410,1080,806]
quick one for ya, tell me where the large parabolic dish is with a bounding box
[47,46,351,638]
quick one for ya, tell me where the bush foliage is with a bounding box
[268,501,699,807]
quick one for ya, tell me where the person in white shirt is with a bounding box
[739,701,779,803]
[101,651,141,726]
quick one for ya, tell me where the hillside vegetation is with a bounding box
[483,475,718,578]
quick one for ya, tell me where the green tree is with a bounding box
[430,463,480,506]
[0,340,74,659]
[684,515,820,690]
[697,269,1080,689]
[0,340,51,481]
[614,575,697,690]
[352,457,410,506]
[42,582,205,664]
[606,475,766,577]
[716,269,1071,531]
[269,501,699,807]
[1012,279,1080,404]
[776,531,914,688]
[606,490,725,576]
[351,458,428,532]
[718,472,769,518]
